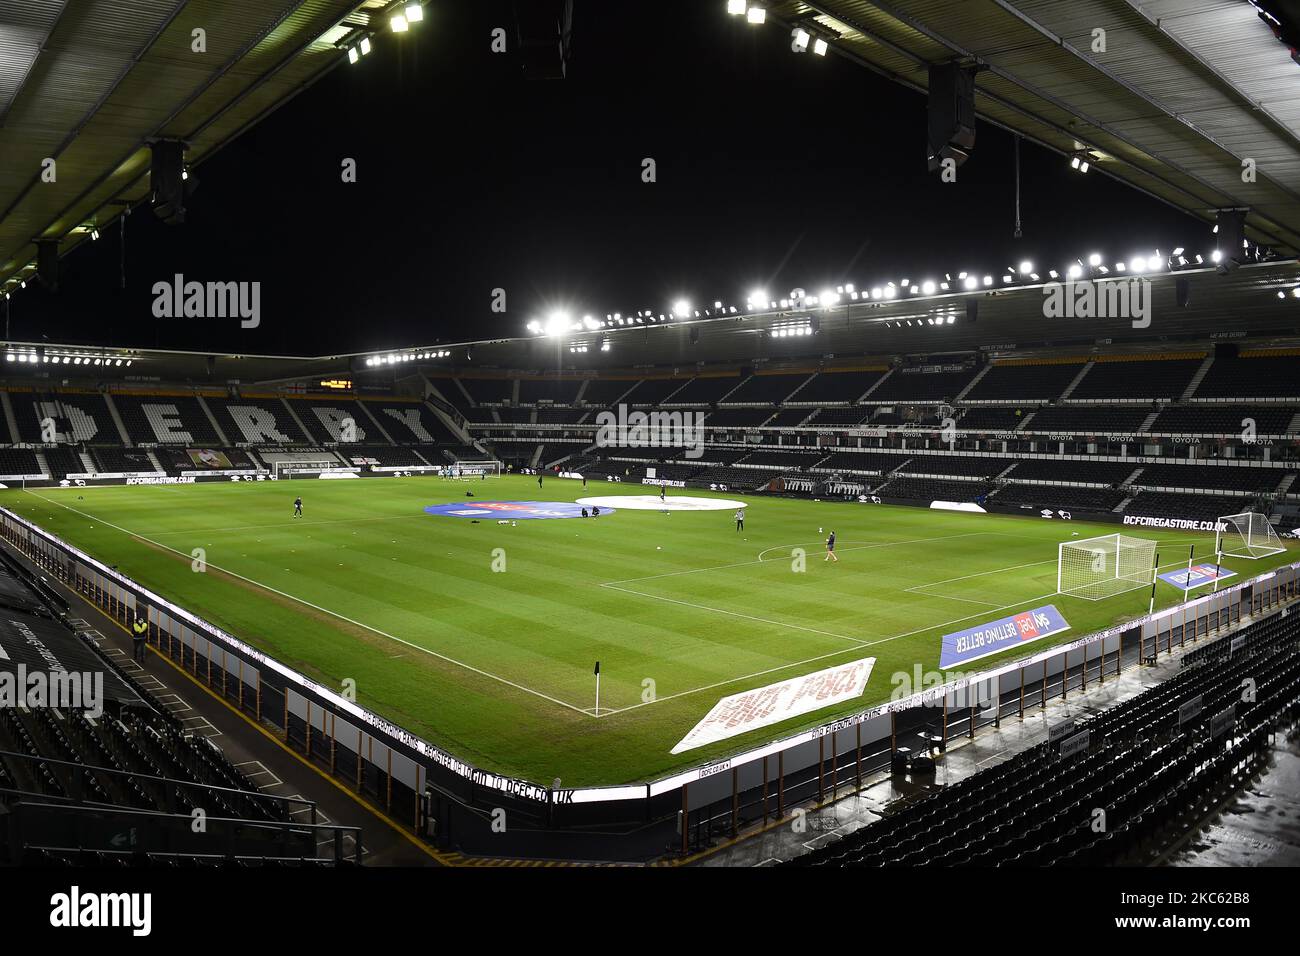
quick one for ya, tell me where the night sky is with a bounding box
[15,0,1217,357]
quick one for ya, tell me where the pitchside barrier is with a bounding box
[0,503,1295,861]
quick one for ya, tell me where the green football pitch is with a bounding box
[1,477,1290,787]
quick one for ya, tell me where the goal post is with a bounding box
[443,460,502,479]
[1058,533,1158,601]
[1215,511,1284,560]
[272,459,346,479]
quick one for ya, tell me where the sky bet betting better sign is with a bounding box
[939,605,1071,669]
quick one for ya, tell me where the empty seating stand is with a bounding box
[719,373,810,405]
[662,376,743,405]
[207,397,309,444]
[111,394,221,445]
[964,361,1083,401]
[1070,357,1202,400]
[788,610,1300,867]
[791,370,884,404]
[1195,354,1300,400]
[869,368,979,403]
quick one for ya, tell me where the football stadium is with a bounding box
[2,0,1300,914]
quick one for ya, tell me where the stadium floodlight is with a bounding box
[883,285,896,299]
[982,275,993,286]
[1070,156,1080,169]
[791,27,809,52]
[747,6,766,24]
[1216,512,1284,560]
[672,299,691,317]
[348,46,359,64]
[360,36,372,55]
[921,280,936,295]
[390,13,409,32]
[544,312,570,336]
[1172,246,1184,256]
[1018,260,1032,275]
[405,2,423,22]
[1088,252,1101,267]
[727,0,746,13]
[1293,287,1300,298]
[1128,257,1146,273]
[1067,264,1082,279]
[1211,249,1223,263]
[1058,533,1157,601]
[1147,254,1163,271]
[813,38,828,56]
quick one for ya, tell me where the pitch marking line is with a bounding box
[23,490,595,718]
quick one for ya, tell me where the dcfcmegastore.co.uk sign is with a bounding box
[1123,514,1227,532]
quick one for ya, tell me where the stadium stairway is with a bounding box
[0,392,19,443]
[196,395,232,445]
[859,367,892,401]
[1182,354,1215,400]
[1057,361,1094,400]
[953,364,992,402]
[101,392,132,445]
[693,598,1300,867]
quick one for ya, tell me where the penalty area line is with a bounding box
[20,490,595,719]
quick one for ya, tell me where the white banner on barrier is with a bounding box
[671,657,876,754]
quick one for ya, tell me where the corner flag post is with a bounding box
[1148,550,1159,616]
[594,661,600,717]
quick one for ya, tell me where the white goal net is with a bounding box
[443,460,502,479]
[273,459,350,479]
[1215,512,1284,559]
[1058,533,1157,601]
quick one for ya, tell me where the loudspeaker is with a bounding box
[1175,277,1191,308]
[927,63,977,172]
[966,299,979,323]
[514,0,573,80]
[150,140,195,225]
[1215,208,1247,273]
[35,239,60,291]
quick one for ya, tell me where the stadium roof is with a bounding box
[767,0,1300,254]
[0,0,394,295]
